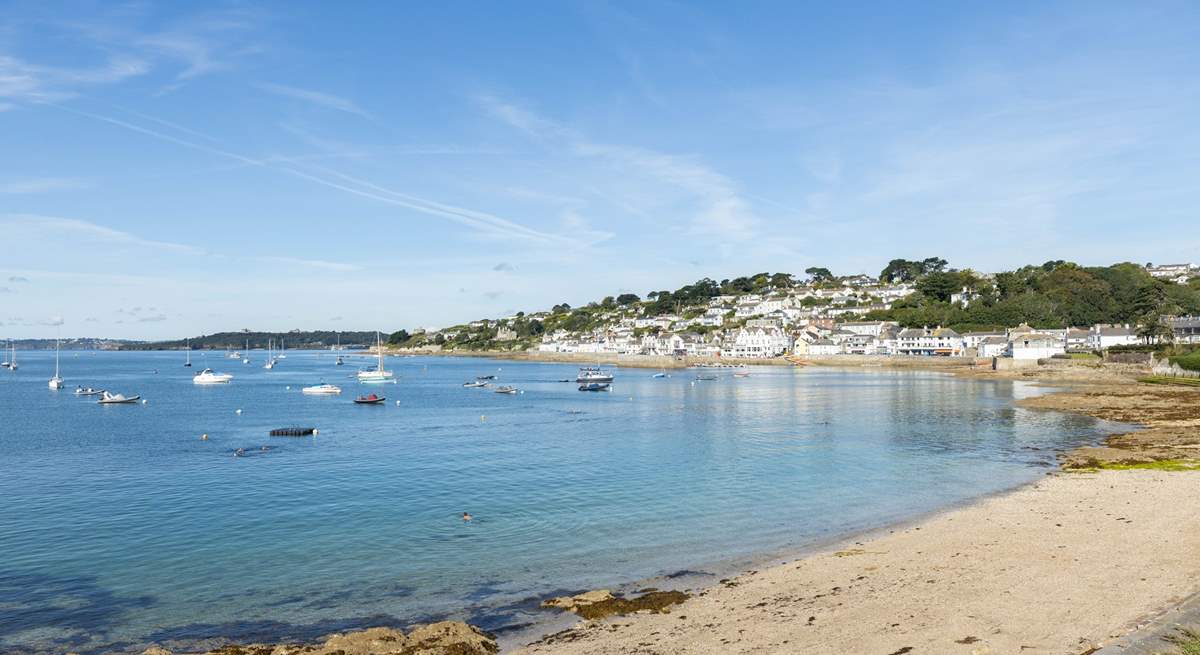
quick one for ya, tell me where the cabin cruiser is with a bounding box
[302,383,342,395]
[579,382,611,391]
[98,391,140,404]
[193,368,233,384]
[576,366,614,383]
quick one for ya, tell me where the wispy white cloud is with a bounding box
[0,214,203,254]
[258,83,370,118]
[0,53,149,102]
[255,256,362,272]
[480,95,761,241]
[45,103,584,248]
[0,177,90,194]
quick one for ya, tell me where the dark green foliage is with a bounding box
[804,266,834,282]
[124,330,380,350]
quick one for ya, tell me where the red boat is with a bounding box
[353,393,386,405]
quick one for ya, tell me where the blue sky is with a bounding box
[1,1,1198,339]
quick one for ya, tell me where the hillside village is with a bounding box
[393,260,1200,362]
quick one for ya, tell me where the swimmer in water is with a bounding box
[462,512,472,521]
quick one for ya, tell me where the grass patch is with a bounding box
[1163,628,1200,655]
[1095,459,1200,472]
[1139,376,1200,387]
[1068,352,1100,360]
[1171,350,1200,372]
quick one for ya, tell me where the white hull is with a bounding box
[48,377,64,390]
[302,384,342,395]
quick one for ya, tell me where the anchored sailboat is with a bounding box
[48,337,64,390]
[356,331,394,383]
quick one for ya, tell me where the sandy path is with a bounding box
[515,471,1200,654]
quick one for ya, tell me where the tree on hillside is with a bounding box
[915,271,965,303]
[388,329,411,345]
[616,293,640,305]
[805,266,834,282]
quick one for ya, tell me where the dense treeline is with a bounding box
[865,261,1200,332]
[120,331,380,350]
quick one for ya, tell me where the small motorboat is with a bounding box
[494,385,519,394]
[354,393,386,405]
[579,382,611,392]
[193,368,233,384]
[734,371,751,378]
[476,374,496,380]
[695,375,718,381]
[652,372,668,378]
[75,386,104,396]
[98,391,140,404]
[462,381,488,388]
[302,383,342,395]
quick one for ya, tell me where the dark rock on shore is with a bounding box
[540,589,690,620]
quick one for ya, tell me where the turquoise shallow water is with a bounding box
[0,352,1124,653]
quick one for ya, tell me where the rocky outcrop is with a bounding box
[540,589,689,620]
[140,621,497,655]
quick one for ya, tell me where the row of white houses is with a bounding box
[538,320,1149,360]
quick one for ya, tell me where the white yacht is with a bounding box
[356,331,395,383]
[263,339,276,369]
[277,338,287,359]
[576,366,614,383]
[302,382,342,395]
[7,342,16,370]
[193,368,234,384]
[48,338,64,390]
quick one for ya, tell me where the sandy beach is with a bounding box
[516,469,1200,655]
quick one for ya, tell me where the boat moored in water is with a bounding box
[353,393,386,405]
[462,381,488,388]
[576,366,614,383]
[98,391,140,404]
[193,368,233,384]
[302,383,342,395]
[494,385,519,394]
[75,386,104,396]
[579,382,611,391]
[357,331,395,383]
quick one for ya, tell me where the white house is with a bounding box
[896,327,963,356]
[808,339,842,356]
[1088,325,1139,351]
[978,336,1009,358]
[1008,334,1065,360]
[724,327,792,358]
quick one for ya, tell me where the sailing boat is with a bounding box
[356,331,394,383]
[8,342,16,371]
[277,338,287,359]
[1,340,9,368]
[242,340,250,364]
[334,332,344,366]
[184,338,192,367]
[48,337,64,389]
[263,338,275,369]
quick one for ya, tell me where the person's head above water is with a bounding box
[462,512,472,521]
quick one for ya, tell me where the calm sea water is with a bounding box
[0,351,1123,654]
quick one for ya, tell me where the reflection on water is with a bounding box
[0,353,1124,654]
